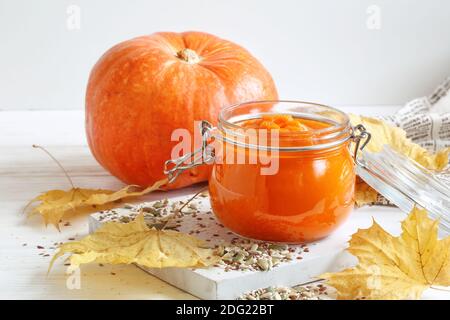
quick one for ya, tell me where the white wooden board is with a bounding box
[89,194,407,300]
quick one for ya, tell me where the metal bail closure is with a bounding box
[164,120,215,183]
[352,124,371,165]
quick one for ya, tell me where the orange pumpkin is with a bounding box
[86,31,278,189]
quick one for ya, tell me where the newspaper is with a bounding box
[381,77,450,152]
[364,77,450,206]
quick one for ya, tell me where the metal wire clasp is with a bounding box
[352,124,371,166]
[164,120,215,183]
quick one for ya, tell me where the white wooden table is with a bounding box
[1,106,448,300]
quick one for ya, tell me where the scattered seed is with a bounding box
[200,191,209,197]
[152,201,164,209]
[257,258,270,271]
[238,283,328,300]
[119,216,130,223]
[95,194,307,274]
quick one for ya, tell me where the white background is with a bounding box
[0,0,449,110]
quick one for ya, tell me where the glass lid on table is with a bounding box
[356,145,450,236]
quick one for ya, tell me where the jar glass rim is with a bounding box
[217,100,352,152]
[218,100,350,135]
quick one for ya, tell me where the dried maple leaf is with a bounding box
[349,114,450,169]
[26,178,168,229]
[354,177,378,207]
[49,213,219,271]
[321,207,450,299]
[349,115,450,205]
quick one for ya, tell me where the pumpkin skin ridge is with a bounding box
[88,36,245,186]
[151,58,225,187]
[87,40,272,186]
[87,41,156,94]
[86,39,179,178]
[85,46,152,180]
[145,63,212,185]
[91,52,223,187]
[86,31,278,189]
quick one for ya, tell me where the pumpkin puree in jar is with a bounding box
[208,114,355,243]
[241,114,311,132]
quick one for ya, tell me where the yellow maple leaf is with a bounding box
[354,177,379,207]
[26,178,168,229]
[350,115,450,205]
[321,207,450,299]
[49,213,219,271]
[350,114,450,170]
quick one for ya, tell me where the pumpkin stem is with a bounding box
[176,48,201,64]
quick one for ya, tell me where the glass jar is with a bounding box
[165,101,370,243]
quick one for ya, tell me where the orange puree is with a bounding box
[208,115,355,243]
[241,114,313,132]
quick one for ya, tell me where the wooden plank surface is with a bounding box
[0,144,202,299]
[1,107,448,299]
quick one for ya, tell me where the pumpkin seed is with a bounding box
[256,258,270,271]
[152,202,162,209]
[119,216,130,223]
[238,283,328,300]
[233,252,245,262]
[268,244,288,251]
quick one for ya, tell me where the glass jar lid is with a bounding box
[356,145,450,236]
